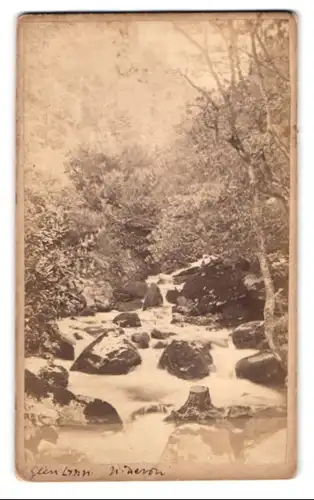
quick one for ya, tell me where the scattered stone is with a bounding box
[130,404,174,422]
[153,340,168,349]
[131,332,150,349]
[73,332,83,341]
[151,329,175,340]
[113,312,141,328]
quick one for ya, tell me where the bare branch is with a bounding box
[173,23,228,100]
[255,29,289,82]
[250,28,290,161]
[177,69,219,110]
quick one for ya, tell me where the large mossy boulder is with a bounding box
[231,321,268,350]
[235,351,286,386]
[158,340,213,380]
[70,333,142,375]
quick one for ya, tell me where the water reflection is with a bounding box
[159,416,287,465]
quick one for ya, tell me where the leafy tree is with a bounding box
[172,17,291,366]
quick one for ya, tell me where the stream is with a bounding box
[26,258,288,466]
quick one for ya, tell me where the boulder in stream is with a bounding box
[114,299,143,312]
[71,333,142,375]
[113,312,141,328]
[173,265,200,285]
[153,340,168,349]
[231,321,268,350]
[180,257,264,324]
[158,340,213,380]
[131,332,150,349]
[151,329,175,340]
[94,299,112,313]
[113,281,148,302]
[37,363,69,389]
[165,289,180,304]
[78,307,96,317]
[24,369,122,428]
[46,323,75,361]
[235,351,286,386]
[78,396,123,427]
[142,283,163,310]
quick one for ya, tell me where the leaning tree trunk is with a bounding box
[246,162,285,370]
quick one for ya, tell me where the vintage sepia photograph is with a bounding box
[16,12,297,481]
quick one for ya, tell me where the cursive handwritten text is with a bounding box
[109,465,165,477]
[31,465,92,480]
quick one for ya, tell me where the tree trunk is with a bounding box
[179,385,212,412]
[246,162,284,369]
[164,385,223,423]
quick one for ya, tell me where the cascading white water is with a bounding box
[26,258,287,466]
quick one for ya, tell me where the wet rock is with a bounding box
[151,329,175,340]
[113,281,148,302]
[131,332,150,349]
[158,340,213,380]
[130,403,174,421]
[165,289,180,304]
[49,324,75,361]
[24,369,122,428]
[153,340,168,349]
[94,299,112,313]
[172,298,198,316]
[173,265,200,285]
[235,351,286,386]
[83,325,111,337]
[79,397,123,427]
[114,299,143,312]
[231,321,268,350]
[224,405,254,419]
[181,257,264,324]
[70,333,142,375]
[37,363,69,389]
[78,307,96,317]
[25,369,50,400]
[170,313,184,325]
[113,312,141,328]
[142,283,163,310]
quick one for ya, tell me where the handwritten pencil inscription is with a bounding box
[30,465,93,480]
[109,465,165,477]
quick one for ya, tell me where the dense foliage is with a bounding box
[24,19,290,358]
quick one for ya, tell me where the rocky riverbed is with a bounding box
[25,257,288,467]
